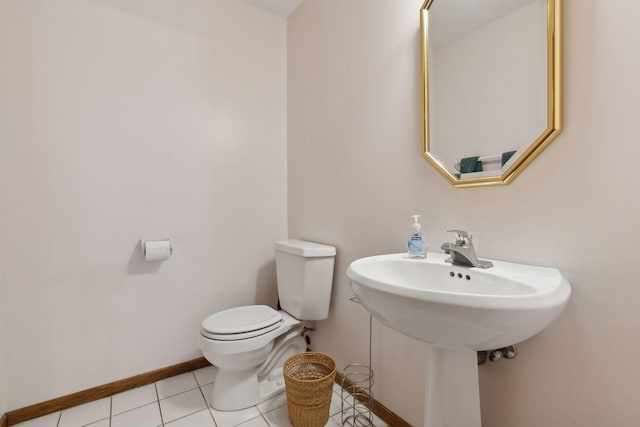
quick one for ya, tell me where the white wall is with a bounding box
[0,0,287,409]
[0,293,6,415]
[289,0,640,426]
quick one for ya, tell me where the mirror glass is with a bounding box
[421,0,561,187]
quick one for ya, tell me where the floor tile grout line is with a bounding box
[260,403,290,427]
[156,382,201,401]
[194,372,218,426]
[194,375,216,390]
[256,400,286,418]
[229,411,268,427]
[258,412,271,427]
[191,371,200,388]
[156,385,210,426]
[160,408,216,427]
[154,383,165,427]
[111,394,162,419]
[111,400,163,423]
[195,381,218,427]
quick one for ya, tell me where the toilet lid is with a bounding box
[201,305,283,337]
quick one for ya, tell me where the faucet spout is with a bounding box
[441,230,493,269]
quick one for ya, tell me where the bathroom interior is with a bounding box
[1,0,639,426]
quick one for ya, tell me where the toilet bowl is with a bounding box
[200,305,307,410]
[199,240,336,411]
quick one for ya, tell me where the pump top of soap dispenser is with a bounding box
[411,215,422,231]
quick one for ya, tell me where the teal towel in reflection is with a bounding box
[459,156,483,174]
[501,150,517,166]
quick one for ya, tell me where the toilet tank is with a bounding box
[274,239,336,320]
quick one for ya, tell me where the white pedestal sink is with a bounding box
[346,253,570,427]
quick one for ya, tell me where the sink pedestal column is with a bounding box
[425,347,481,427]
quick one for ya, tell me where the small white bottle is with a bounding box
[407,215,428,259]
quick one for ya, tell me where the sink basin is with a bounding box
[347,252,571,351]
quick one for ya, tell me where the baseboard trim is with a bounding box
[6,357,210,426]
[335,371,412,427]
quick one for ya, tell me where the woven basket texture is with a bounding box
[284,352,336,427]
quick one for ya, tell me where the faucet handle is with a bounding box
[446,229,472,246]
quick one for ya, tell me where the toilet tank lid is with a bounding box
[274,239,336,257]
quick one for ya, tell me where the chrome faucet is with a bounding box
[440,230,493,269]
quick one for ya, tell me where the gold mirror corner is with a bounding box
[421,0,562,188]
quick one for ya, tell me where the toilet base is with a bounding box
[208,329,307,411]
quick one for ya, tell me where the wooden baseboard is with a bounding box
[6,357,210,426]
[335,371,412,427]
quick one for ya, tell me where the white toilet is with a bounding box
[200,239,336,411]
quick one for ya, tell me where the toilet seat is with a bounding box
[201,305,283,341]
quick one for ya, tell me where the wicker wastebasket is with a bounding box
[283,352,337,427]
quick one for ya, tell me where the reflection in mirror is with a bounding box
[421,0,561,187]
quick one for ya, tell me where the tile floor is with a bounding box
[14,366,389,427]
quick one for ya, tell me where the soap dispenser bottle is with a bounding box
[407,215,428,259]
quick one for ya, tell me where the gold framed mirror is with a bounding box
[421,0,562,188]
